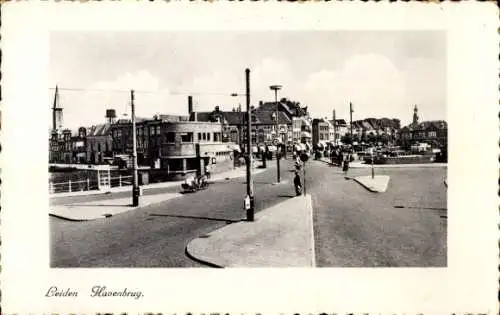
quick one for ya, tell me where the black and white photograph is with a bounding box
[2,2,498,313]
[49,31,448,268]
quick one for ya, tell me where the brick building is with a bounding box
[398,106,448,149]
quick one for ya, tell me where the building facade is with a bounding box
[86,124,113,164]
[312,118,330,148]
[398,106,447,149]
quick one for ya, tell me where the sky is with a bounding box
[50,31,446,129]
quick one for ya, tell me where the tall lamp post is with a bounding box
[245,69,254,221]
[131,90,140,207]
[349,102,354,149]
[270,84,282,183]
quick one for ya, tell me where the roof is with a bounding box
[87,123,112,137]
[222,111,246,125]
[252,110,291,125]
[258,99,308,118]
[114,117,148,124]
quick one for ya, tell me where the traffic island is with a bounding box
[353,175,390,193]
[49,194,182,221]
[186,194,315,268]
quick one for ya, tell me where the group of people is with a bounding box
[326,147,352,176]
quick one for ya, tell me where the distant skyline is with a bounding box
[50,31,446,129]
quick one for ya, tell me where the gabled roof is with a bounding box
[361,121,373,129]
[223,111,246,125]
[87,123,112,137]
[252,111,291,125]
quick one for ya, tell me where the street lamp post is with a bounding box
[349,102,354,146]
[245,69,254,221]
[270,84,282,183]
[131,90,140,207]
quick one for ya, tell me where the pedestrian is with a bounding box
[205,163,211,179]
[293,171,302,196]
[295,155,302,171]
[342,154,350,176]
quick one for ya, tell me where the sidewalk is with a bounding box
[50,193,182,221]
[50,166,266,199]
[186,194,315,268]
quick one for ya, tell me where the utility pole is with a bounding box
[270,84,282,183]
[349,102,354,146]
[245,69,254,221]
[332,109,336,145]
[131,90,140,207]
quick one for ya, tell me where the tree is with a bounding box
[341,134,352,145]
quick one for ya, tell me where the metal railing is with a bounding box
[49,174,133,194]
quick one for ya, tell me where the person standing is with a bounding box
[293,171,302,196]
[205,162,212,179]
[342,153,350,176]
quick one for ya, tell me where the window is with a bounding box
[203,133,206,140]
[198,133,202,141]
[150,126,156,136]
[428,131,437,138]
[98,143,101,152]
[156,126,161,135]
[320,134,324,140]
[207,133,211,141]
[166,132,175,143]
[181,132,193,143]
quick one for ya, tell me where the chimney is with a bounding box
[188,96,196,121]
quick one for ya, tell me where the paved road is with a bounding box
[50,160,298,267]
[308,160,447,267]
[51,159,447,268]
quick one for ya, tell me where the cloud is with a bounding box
[298,53,407,123]
[57,54,444,130]
[58,71,173,129]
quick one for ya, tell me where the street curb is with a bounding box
[184,240,224,268]
[49,213,88,222]
[353,175,390,193]
[305,194,316,267]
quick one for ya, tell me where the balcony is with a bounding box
[160,143,196,157]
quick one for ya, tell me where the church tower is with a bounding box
[412,104,419,126]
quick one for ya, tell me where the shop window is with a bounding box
[181,132,193,143]
[166,132,175,143]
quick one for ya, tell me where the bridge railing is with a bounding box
[49,175,134,194]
